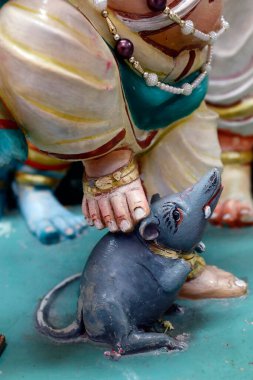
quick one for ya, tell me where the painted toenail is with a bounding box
[235,279,246,288]
[240,209,250,215]
[65,228,74,236]
[134,207,146,220]
[94,221,104,229]
[120,220,131,232]
[45,226,55,233]
[223,213,232,221]
[108,221,118,232]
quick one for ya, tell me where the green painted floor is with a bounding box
[0,209,253,380]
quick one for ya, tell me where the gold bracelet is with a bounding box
[83,158,139,196]
[221,151,253,165]
[15,172,59,188]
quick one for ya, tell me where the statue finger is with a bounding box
[87,198,104,230]
[110,192,133,232]
[98,196,118,232]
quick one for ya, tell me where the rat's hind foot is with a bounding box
[180,265,247,299]
[104,346,125,360]
[118,332,187,355]
[15,184,87,245]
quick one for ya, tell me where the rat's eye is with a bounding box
[173,209,183,225]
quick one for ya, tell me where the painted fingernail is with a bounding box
[94,221,104,230]
[134,207,146,220]
[107,221,118,232]
[120,220,131,232]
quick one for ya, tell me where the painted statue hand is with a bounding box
[82,178,150,233]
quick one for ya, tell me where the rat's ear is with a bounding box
[139,217,159,241]
[150,193,161,204]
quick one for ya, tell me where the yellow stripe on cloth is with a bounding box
[209,98,253,120]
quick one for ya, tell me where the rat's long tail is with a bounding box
[36,273,87,343]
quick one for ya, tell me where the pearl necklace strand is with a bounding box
[94,1,229,96]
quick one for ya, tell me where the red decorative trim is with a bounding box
[41,129,126,160]
[175,50,196,82]
[136,130,158,149]
[25,159,70,171]
[0,119,19,130]
[28,142,41,152]
[206,100,241,108]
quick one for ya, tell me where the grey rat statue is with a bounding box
[36,168,222,358]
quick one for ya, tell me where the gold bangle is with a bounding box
[221,151,253,165]
[83,158,139,196]
[15,172,59,188]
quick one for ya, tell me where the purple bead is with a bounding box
[116,39,134,59]
[147,0,167,12]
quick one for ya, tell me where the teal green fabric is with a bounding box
[0,129,28,167]
[118,58,208,131]
[0,208,253,380]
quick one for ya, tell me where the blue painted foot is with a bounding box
[14,184,87,245]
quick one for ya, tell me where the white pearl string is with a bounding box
[165,7,229,45]
[100,7,229,96]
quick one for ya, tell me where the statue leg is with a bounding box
[14,145,86,245]
[96,303,185,357]
[210,131,253,227]
[140,104,247,298]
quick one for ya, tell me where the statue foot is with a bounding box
[0,334,6,356]
[211,199,253,227]
[211,164,253,227]
[15,184,87,245]
[83,150,150,232]
[179,265,247,299]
